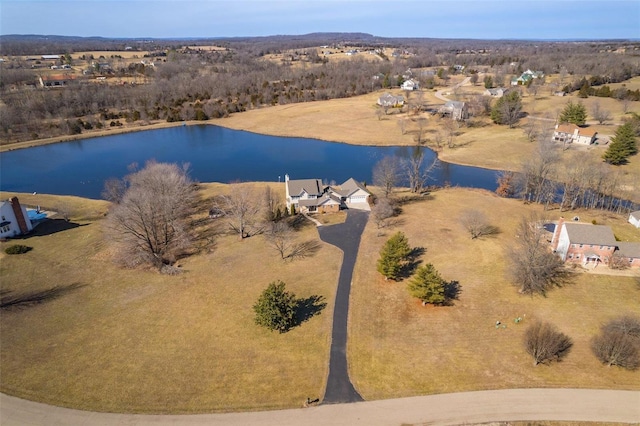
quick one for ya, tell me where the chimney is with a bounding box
[9,197,29,235]
[551,217,564,251]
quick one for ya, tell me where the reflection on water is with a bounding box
[0,125,499,199]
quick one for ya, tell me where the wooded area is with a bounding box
[1,34,639,144]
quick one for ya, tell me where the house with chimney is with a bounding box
[551,217,640,268]
[285,175,371,214]
[552,123,597,145]
[0,197,34,238]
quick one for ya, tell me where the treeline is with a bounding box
[563,75,640,101]
[1,35,640,143]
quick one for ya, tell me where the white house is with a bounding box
[629,211,640,228]
[552,123,597,145]
[285,175,327,211]
[285,176,371,213]
[483,87,510,97]
[0,197,34,239]
[402,79,419,91]
[377,93,404,108]
[336,178,371,210]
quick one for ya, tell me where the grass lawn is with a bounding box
[348,187,640,400]
[0,184,342,413]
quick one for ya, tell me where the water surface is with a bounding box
[0,125,499,199]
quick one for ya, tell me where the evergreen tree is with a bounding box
[407,263,446,305]
[603,122,638,165]
[253,281,297,333]
[377,231,411,280]
[490,91,522,128]
[559,100,587,126]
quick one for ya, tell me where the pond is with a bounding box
[0,125,500,199]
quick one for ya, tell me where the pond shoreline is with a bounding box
[0,119,510,174]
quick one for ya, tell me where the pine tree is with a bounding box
[408,263,446,305]
[253,281,297,333]
[490,91,522,127]
[603,122,638,165]
[377,231,411,280]
[559,100,587,126]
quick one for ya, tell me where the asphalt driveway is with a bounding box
[317,209,369,404]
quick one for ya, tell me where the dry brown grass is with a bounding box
[0,184,341,413]
[71,50,151,60]
[348,187,640,400]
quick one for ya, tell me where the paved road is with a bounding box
[317,209,369,404]
[2,389,638,425]
[435,76,471,102]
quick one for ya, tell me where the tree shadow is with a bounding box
[22,219,87,238]
[1,283,86,310]
[287,214,311,231]
[286,240,322,261]
[443,280,462,306]
[398,246,426,280]
[294,295,327,326]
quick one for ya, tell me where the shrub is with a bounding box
[591,315,640,370]
[524,321,573,366]
[5,244,32,255]
[253,281,296,333]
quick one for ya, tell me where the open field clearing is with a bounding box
[71,50,151,60]
[0,184,341,413]
[349,187,640,400]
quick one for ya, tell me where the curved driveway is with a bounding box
[2,389,638,425]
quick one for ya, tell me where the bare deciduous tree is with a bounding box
[524,321,573,366]
[591,100,612,125]
[517,139,558,207]
[106,162,196,269]
[402,146,437,194]
[215,183,265,240]
[591,316,640,370]
[102,177,127,204]
[373,156,401,198]
[442,117,459,148]
[371,197,395,229]
[267,221,294,259]
[459,209,499,239]
[508,215,572,295]
[397,118,407,135]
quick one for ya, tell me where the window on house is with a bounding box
[568,254,573,259]
[576,254,581,259]
[579,244,583,248]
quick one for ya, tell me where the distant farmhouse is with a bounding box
[629,211,640,228]
[483,87,510,98]
[439,101,469,121]
[511,69,544,86]
[285,175,371,214]
[377,93,405,108]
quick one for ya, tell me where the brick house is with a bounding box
[551,217,640,268]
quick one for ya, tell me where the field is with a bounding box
[1,186,638,414]
[349,188,640,399]
[0,184,342,413]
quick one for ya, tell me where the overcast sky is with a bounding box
[1,0,639,40]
